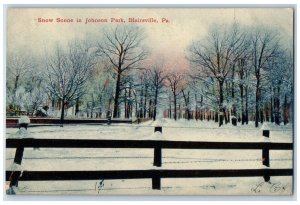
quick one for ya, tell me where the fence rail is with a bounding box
[6,138,293,149]
[6,169,293,181]
[6,118,132,128]
[6,138,293,191]
[6,169,293,190]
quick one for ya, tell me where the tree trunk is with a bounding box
[153,89,158,121]
[148,99,152,119]
[60,99,65,127]
[169,95,172,119]
[14,75,19,91]
[124,89,128,118]
[232,65,235,98]
[275,86,281,125]
[91,95,94,119]
[129,88,132,118]
[173,93,177,120]
[214,112,218,122]
[51,99,55,112]
[139,88,144,118]
[265,103,269,122]
[284,94,289,125]
[245,76,249,124]
[75,99,79,116]
[219,81,224,127]
[178,103,181,119]
[113,72,121,118]
[255,78,260,127]
[240,84,245,125]
[143,87,148,118]
[260,109,264,123]
[182,90,191,120]
[225,111,230,124]
[134,92,138,118]
[271,96,274,123]
[289,86,293,124]
[187,91,190,120]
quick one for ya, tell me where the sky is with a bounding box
[6,8,293,71]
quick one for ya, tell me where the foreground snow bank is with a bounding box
[5,119,293,195]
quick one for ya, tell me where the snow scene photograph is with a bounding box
[5,7,294,196]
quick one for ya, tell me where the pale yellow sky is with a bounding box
[7,8,293,70]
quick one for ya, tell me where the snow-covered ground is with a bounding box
[5,119,293,195]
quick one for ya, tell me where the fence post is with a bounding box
[262,144,270,182]
[261,123,270,182]
[154,126,162,133]
[152,176,161,190]
[262,146,270,167]
[261,124,270,167]
[153,146,162,167]
[263,130,270,138]
[153,119,163,167]
[7,116,30,194]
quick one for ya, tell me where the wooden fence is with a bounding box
[6,138,293,191]
[6,118,132,128]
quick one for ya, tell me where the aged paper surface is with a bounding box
[6,7,294,195]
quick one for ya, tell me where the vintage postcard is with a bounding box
[5,7,294,196]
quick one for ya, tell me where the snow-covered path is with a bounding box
[5,119,293,195]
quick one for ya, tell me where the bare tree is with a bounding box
[97,25,148,118]
[181,87,192,120]
[23,86,46,116]
[84,66,115,119]
[7,52,32,92]
[263,48,293,125]
[249,28,280,127]
[6,52,34,111]
[236,57,251,125]
[136,70,151,118]
[148,64,167,120]
[45,41,96,125]
[167,72,185,120]
[188,24,247,126]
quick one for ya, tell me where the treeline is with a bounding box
[6,24,293,127]
[187,23,293,127]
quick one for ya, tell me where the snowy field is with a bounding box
[5,119,293,195]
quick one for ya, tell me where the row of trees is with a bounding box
[6,24,293,127]
[187,23,293,127]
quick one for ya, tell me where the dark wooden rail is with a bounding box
[6,118,132,128]
[6,169,293,181]
[6,169,293,190]
[6,138,293,149]
[6,138,293,191]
